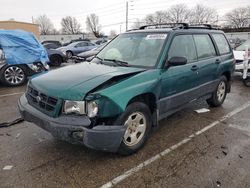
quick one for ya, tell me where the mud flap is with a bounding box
[83,125,126,152]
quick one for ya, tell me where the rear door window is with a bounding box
[193,35,216,59]
[168,35,197,63]
[212,34,231,54]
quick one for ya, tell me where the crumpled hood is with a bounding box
[30,62,145,100]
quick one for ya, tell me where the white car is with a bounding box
[233,39,250,72]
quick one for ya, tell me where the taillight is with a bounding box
[0,49,5,60]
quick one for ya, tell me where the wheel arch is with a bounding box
[221,71,231,92]
[127,92,158,127]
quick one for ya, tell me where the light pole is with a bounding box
[126,1,128,31]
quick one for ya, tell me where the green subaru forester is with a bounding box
[19,23,235,155]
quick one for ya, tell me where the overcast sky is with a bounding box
[1,0,250,34]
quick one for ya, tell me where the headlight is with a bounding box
[63,100,85,115]
[87,101,98,118]
[63,100,98,117]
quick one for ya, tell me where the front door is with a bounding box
[159,34,199,118]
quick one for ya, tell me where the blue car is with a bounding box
[57,41,96,58]
[0,30,49,86]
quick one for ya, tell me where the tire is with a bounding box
[207,76,228,107]
[115,102,152,155]
[0,65,26,86]
[50,55,62,66]
[66,51,73,59]
[243,77,250,87]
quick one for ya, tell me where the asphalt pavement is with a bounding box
[0,69,250,188]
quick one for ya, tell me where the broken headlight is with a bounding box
[87,101,98,118]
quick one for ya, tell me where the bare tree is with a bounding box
[35,15,54,35]
[61,16,81,34]
[86,14,102,38]
[131,18,145,29]
[167,4,190,23]
[225,6,250,28]
[189,4,218,24]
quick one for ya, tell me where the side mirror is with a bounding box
[167,57,187,67]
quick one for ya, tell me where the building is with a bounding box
[0,20,40,38]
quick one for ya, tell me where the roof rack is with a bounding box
[139,23,189,30]
[186,24,220,30]
[138,23,220,31]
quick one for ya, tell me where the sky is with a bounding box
[1,0,250,35]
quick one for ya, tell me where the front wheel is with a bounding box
[66,51,73,59]
[1,65,26,86]
[207,76,228,107]
[115,102,152,155]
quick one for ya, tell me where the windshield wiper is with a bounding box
[95,56,104,64]
[103,58,130,67]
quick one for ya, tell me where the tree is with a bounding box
[131,18,145,29]
[61,16,81,34]
[86,14,102,38]
[189,4,218,24]
[35,15,54,35]
[144,11,169,25]
[225,6,250,28]
[167,4,190,23]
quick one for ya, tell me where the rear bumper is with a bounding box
[18,95,126,152]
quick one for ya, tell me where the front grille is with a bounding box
[26,86,58,115]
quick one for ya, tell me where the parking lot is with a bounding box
[0,64,250,188]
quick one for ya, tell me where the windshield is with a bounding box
[96,33,167,68]
[236,39,250,51]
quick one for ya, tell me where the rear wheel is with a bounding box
[1,65,26,86]
[50,55,62,66]
[115,102,152,155]
[207,76,227,107]
[243,77,250,87]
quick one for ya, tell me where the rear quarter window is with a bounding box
[212,34,231,55]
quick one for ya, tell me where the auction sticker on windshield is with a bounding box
[146,34,167,40]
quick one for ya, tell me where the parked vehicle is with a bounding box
[43,43,62,50]
[46,48,67,66]
[233,39,250,73]
[0,30,49,86]
[57,41,96,58]
[41,40,62,49]
[62,39,91,46]
[19,23,234,155]
[73,43,107,62]
[95,38,108,45]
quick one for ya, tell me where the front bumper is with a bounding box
[18,95,126,152]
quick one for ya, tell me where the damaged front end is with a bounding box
[18,94,126,152]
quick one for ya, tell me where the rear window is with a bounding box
[212,34,231,54]
[193,34,216,59]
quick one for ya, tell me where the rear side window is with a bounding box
[212,34,231,54]
[193,35,216,59]
[168,35,197,63]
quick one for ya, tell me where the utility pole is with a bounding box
[126,1,128,31]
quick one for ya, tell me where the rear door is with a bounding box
[192,34,219,95]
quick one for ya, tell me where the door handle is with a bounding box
[215,59,221,64]
[191,65,199,71]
